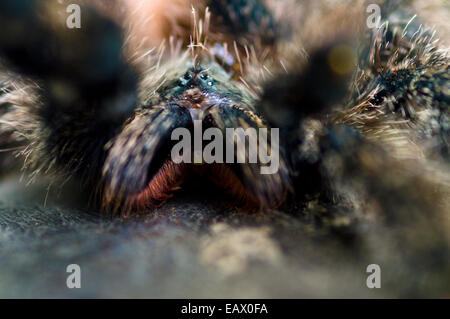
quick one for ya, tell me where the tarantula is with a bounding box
[0,0,449,219]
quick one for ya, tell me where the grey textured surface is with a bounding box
[0,176,448,298]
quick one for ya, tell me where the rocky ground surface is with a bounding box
[0,176,448,298]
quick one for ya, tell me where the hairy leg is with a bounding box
[0,0,138,185]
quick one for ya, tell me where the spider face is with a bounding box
[101,61,286,211]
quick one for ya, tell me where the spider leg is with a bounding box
[355,10,450,161]
[256,27,449,224]
[207,0,280,45]
[256,39,357,198]
[0,0,138,183]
